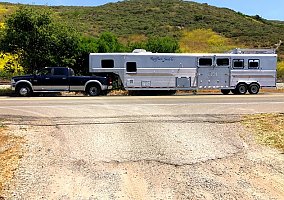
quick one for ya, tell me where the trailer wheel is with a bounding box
[221,89,230,95]
[86,84,101,96]
[236,83,248,95]
[16,83,32,97]
[248,83,260,94]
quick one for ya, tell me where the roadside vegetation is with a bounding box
[0,122,24,196]
[179,29,239,53]
[0,87,12,96]
[277,61,284,81]
[0,53,23,80]
[243,114,284,152]
[0,0,284,79]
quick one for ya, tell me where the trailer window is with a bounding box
[217,58,229,66]
[126,62,137,73]
[233,59,244,69]
[101,59,114,68]
[199,58,212,66]
[248,59,260,69]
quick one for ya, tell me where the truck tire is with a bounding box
[86,84,101,96]
[248,83,260,94]
[16,84,32,97]
[236,83,248,95]
[221,89,230,95]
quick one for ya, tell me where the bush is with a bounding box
[277,61,284,81]
[0,53,23,79]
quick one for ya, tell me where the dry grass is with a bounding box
[0,124,24,196]
[243,113,284,152]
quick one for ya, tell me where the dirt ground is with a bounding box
[0,126,24,198]
[1,114,284,199]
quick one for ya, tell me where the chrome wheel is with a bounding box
[16,85,32,97]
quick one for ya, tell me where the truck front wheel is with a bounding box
[16,84,32,97]
[86,84,101,96]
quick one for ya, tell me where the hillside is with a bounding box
[0,0,284,55]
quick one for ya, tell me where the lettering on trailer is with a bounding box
[150,56,174,62]
[208,72,218,77]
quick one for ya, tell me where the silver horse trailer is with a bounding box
[89,49,277,94]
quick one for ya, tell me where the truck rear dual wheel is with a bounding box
[86,84,101,96]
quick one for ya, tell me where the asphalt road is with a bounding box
[1,93,284,199]
[1,93,284,117]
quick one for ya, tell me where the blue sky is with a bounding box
[2,0,284,21]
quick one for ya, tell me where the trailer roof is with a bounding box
[89,52,277,57]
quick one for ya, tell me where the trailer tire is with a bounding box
[248,83,260,94]
[221,89,230,95]
[16,83,32,97]
[86,84,101,96]
[236,83,248,95]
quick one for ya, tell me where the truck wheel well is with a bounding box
[16,82,32,91]
[86,82,101,90]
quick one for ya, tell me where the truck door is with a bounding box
[48,68,69,91]
[197,57,230,89]
[35,68,69,91]
[33,68,52,91]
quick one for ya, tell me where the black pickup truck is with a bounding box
[11,67,112,96]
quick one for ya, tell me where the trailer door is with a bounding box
[197,57,230,89]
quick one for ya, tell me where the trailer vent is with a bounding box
[132,49,148,53]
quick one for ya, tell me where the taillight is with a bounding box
[108,77,113,85]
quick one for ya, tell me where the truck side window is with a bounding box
[248,59,260,69]
[53,68,67,76]
[38,68,52,76]
[217,58,229,66]
[126,62,137,73]
[101,59,114,68]
[233,59,244,69]
[199,58,212,66]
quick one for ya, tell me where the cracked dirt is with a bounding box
[1,114,284,199]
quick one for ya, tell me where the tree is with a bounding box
[0,7,80,73]
[146,36,179,53]
[74,36,98,75]
[97,32,124,53]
